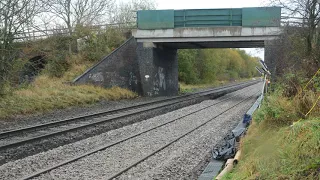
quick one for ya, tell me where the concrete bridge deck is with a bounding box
[132,27,282,48]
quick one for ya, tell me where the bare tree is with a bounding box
[272,0,320,53]
[264,0,320,82]
[0,0,41,94]
[42,0,115,35]
[0,0,40,49]
[111,0,157,26]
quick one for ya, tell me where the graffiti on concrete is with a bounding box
[158,67,166,90]
[153,85,159,95]
[89,72,104,82]
[129,72,138,86]
[152,67,166,96]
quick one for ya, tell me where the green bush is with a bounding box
[76,27,126,62]
[44,53,70,78]
[226,118,320,180]
[254,91,298,126]
[178,49,200,84]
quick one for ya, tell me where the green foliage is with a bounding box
[224,83,320,180]
[27,35,72,52]
[76,26,126,62]
[0,50,24,96]
[254,84,319,127]
[178,49,200,84]
[225,118,320,180]
[254,92,298,126]
[44,53,70,78]
[178,49,260,84]
[313,75,320,92]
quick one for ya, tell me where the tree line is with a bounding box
[178,49,260,84]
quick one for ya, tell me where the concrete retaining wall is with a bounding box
[73,37,142,94]
[73,38,179,96]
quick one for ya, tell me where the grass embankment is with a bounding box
[0,60,137,119]
[223,89,320,179]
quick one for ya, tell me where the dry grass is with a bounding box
[0,59,137,119]
[63,54,92,79]
[223,90,320,180]
[254,94,298,127]
[224,118,320,180]
[293,90,320,117]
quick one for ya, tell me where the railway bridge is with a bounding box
[74,7,282,96]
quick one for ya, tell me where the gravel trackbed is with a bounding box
[0,83,262,180]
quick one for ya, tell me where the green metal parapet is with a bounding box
[137,10,175,29]
[174,8,242,27]
[137,7,281,29]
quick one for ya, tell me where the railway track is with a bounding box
[0,80,258,165]
[18,85,261,180]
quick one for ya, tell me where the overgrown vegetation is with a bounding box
[178,49,260,85]
[0,64,137,119]
[0,27,137,119]
[75,26,126,62]
[0,0,157,95]
[0,0,156,118]
[224,87,319,179]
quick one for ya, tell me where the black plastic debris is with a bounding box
[212,95,263,160]
[212,133,237,160]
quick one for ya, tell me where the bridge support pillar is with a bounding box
[136,43,178,96]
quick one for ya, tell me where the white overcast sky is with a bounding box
[155,0,267,59]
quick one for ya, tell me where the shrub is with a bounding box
[255,79,319,127]
[225,84,319,180]
[293,90,320,118]
[254,89,298,126]
[44,53,70,78]
[76,27,126,62]
[178,49,200,84]
[226,119,320,180]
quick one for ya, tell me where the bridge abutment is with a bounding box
[137,43,178,96]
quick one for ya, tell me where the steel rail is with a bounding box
[19,88,260,180]
[0,81,258,151]
[0,80,257,139]
[106,91,260,180]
